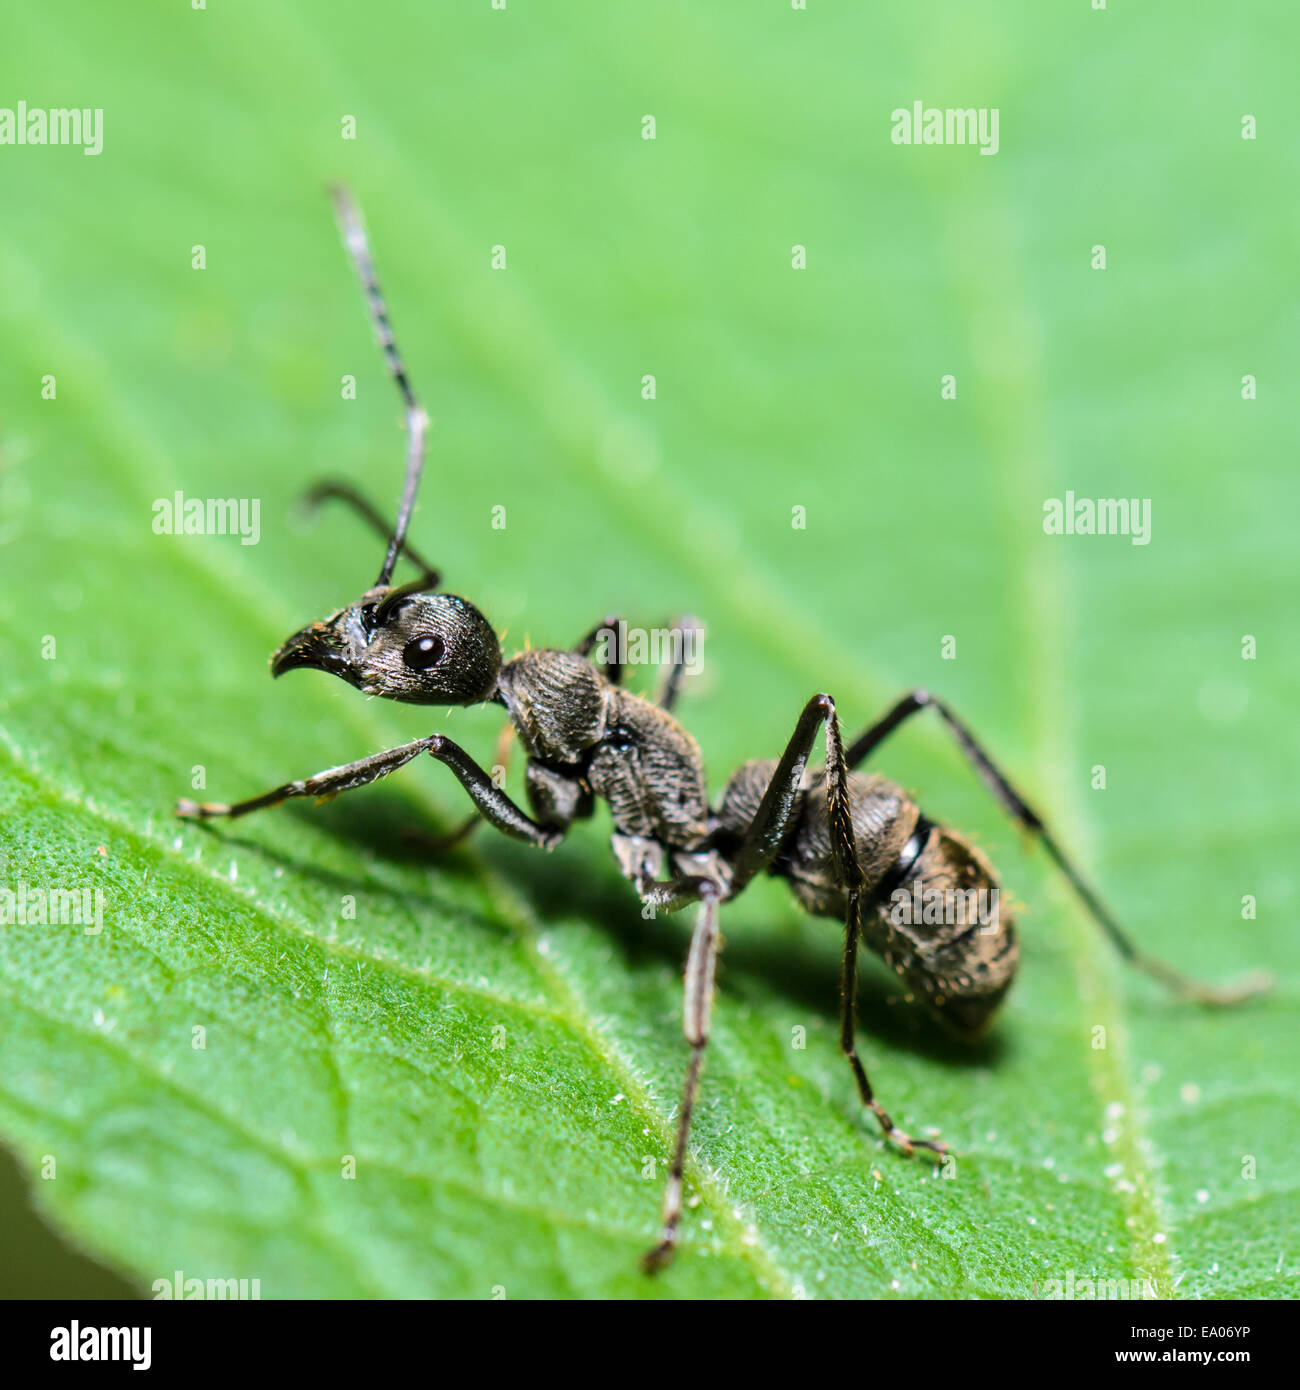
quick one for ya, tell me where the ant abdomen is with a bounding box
[879,825,1019,1038]
[716,762,1018,1037]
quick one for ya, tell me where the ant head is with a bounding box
[275,193,505,707]
[271,583,501,706]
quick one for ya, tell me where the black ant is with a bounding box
[177,189,1271,1273]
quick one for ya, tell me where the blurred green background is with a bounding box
[0,1,1296,1299]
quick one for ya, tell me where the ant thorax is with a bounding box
[497,647,710,849]
[495,648,608,764]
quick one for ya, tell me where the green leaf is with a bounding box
[1,1,1296,1299]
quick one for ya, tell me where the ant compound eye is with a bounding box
[369,594,499,704]
[403,634,445,670]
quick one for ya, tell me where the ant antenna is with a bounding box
[329,185,429,590]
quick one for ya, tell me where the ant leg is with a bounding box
[643,884,721,1274]
[653,615,703,713]
[298,480,439,579]
[728,693,837,896]
[407,722,516,853]
[606,843,721,1269]
[575,614,704,706]
[640,690,929,1268]
[177,735,564,849]
[822,701,948,1158]
[638,873,715,913]
[720,694,943,1153]
[177,736,442,821]
[610,833,718,912]
[423,736,565,847]
[847,690,1270,1005]
[412,814,480,854]
[574,615,620,656]
[574,614,623,685]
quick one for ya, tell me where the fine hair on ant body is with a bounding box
[177,189,1270,1273]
